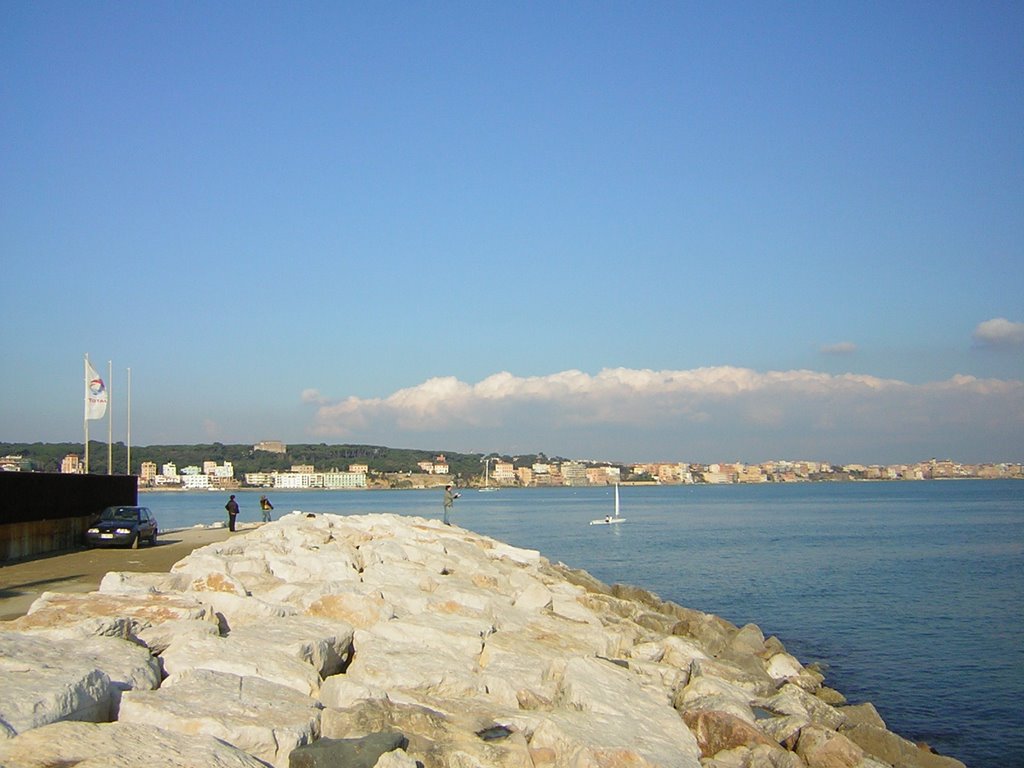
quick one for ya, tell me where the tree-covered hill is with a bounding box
[0,442,549,481]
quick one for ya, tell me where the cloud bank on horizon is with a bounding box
[302,355,1024,465]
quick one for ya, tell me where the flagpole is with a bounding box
[84,354,90,474]
[126,367,132,476]
[107,360,113,475]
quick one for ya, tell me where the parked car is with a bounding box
[85,506,158,548]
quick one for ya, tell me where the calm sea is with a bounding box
[147,480,1023,768]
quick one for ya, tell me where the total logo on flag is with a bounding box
[85,359,108,420]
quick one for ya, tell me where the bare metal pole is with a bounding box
[84,354,90,474]
[126,367,132,475]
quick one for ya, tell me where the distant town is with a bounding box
[2,438,1019,490]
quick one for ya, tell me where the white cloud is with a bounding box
[820,341,857,355]
[304,366,1024,463]
[973,318,1024,346]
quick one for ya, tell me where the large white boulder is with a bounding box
[120,668,322,768]
[0,720,267,767]
[0,631,158,732]
[160,629,324,695]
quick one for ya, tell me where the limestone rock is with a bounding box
[225,615,354,678]
[526,709,702,768]
[795,725,864,768]
[373,750,420,768]
[674,672,758,723]
[756,713,808,748]
[760,683,847,731]
[160,629,324,695]
[836,702,886,730]
[119,668,322,768]
[0,720,267,767]
[305,590,395,628]
[681,709,778,757]
[98,569,188,595]
[135,615,221,654]
[842,723,967,768]
[11,590,214,638]
[323,697,535,768]
[765,652,805,682]
[0,631,159,732]
[702,744,807,767]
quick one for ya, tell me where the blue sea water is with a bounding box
[148,480,1023,768]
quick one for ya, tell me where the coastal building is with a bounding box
[291,464,315,475]
[417,455,450,475]
[492,462,515,484]
[0,455,27,472]
[181,473,211,490]
[139,461,157,482]
[211,462,234,479]
[561,461,588,486]
[161,463,178,478]
[323,471,367,489]
[60,454,82,474]
[348,464,369,474]
[254,440,287,454]
[275,472,312,489]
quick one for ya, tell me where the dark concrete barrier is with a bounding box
[0,473,137,561]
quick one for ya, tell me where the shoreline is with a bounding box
[0,512,970,768]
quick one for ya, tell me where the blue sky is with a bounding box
[2,2,1022,464]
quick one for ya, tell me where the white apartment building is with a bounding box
[275,473,313,489]
[181,473,211,490]
[323,471,367,489]
[212,462,234,479]
[161,463,178,477]
[61,454,82,474]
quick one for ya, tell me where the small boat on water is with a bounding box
[479,457,499,492]
[590,484,626,525]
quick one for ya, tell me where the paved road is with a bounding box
[0,525,241,621]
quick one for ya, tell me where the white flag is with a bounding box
[85,359,107,420]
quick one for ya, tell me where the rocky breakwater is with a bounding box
[0,513,966,768]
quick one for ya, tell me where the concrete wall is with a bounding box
[0,473,138,562]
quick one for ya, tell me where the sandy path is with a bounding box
[0,524,247,621]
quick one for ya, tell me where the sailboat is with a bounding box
[590,484,626,525]
[479,458,499,492]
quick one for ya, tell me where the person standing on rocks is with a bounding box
[225,494,240,532]
[443,484,460,526]
[259,495,274,523]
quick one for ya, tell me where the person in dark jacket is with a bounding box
[225,495,240,532]
[259,495,274,523]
